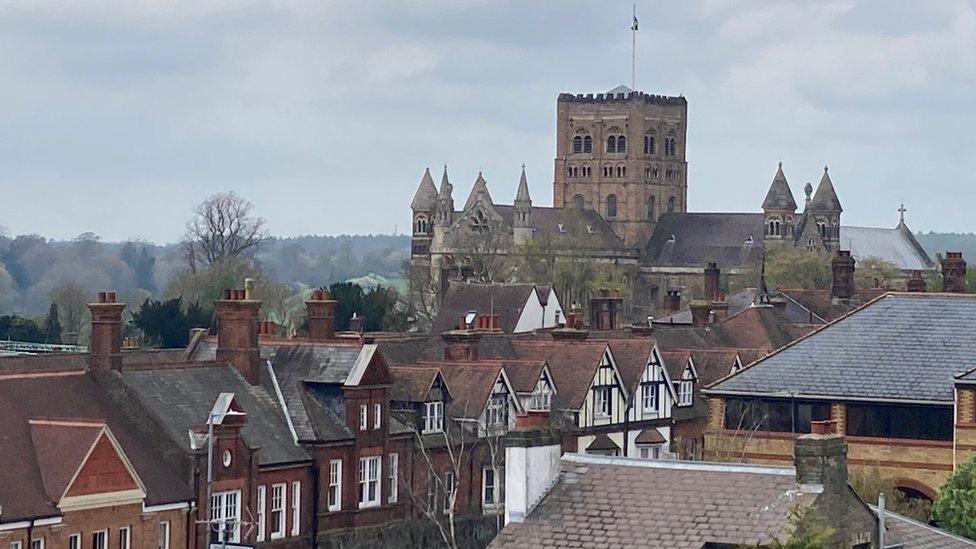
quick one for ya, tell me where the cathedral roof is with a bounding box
[644,213,765,267]
[839,225,935,271]
[411,167,438,211]
[807,167,842,212]
[464,172,493,211]
[515,166,531,203]
[761,163,797,212]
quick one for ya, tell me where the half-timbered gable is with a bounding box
[501,359,557,414]
[580,346,628,429]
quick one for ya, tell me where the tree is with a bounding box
[854,256,901,290]
[121,241,157,293]
[770,504,835,548]
[0,316,44,342]
[42,303,62,344]
[131,297,212,348]
[933,455,976,540]
[164,256,262,307]
[50,281,89,344]
[183,192,267,270]
[849,468,931,522]
[764,246,833,289]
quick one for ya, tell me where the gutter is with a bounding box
[701,388,951,407]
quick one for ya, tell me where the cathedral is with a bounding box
[409,86,933,318]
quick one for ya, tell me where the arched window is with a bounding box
[603,165,612,178]
[617,165,625,178]
[572,135,582,154]
[470,210,490,234]
[415,216,429,234]
[606,194,618,218]
[583,135,592,153]
[667,197,676,213]
[573,194,584,210]
[819,222,828,238]
[606,135,617,153]
[665,137,677,157]
[644,135,655,155]
[617,135,626,153]
[646,196,655,220]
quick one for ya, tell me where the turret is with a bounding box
[513,165,533,244]
[761,162,797,243]
[436,165,454,226]
[807,166,843,250]
[411,167,437,236]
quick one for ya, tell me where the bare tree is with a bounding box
[183,192,267,270]
[49,282,88,344]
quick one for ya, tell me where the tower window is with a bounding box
[606,194,618,219]
[667,197,676,213]
[606,135,617,153]
[617,165,626,178]
[617,135,626,153]
[646,196,655,220]
[583,135,592,153]
[572,135,582,153]
[603,165,612,178]
[414,216,429,235]
[644,135,655,155]
[573,194,584,210]
[665,137,677,156]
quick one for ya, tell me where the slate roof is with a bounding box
[841,224,936,271]
[431,282,540,334]
[412,168,438,211]
[0,373,192,522]
[433,362,505,420]
[762,163,798,211]
[121,364,311,465]
[644,213,764,267]
[490,454,813,548]
[376,333,518,364]
[808,168,843,212]
[492,205,631,253]
[707,293,976,403]
[389,365,444,402]
[779,287,885,322]
[510,340,609,410]
[876,506,976,548]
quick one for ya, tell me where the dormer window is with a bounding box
[642,382,658,414]
[557,223,566,233]
[423,401,444,433]
[667,234,676,244]
[594,387,611,418]
[677,378,693,407]
[486,394,508,429]
[530,378,552,411]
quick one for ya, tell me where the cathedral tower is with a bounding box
[513,165,533,245]
[761,162,798,246]
[553,86,688,246]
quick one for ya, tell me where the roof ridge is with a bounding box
[562,453,795,476]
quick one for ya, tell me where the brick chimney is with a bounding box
[215,285,262,385]
[906,270,926,293]
[689,299,711,327]
[662,289,682,315]
[794,420,847,493]
[831,250,856,300]
[349,313,365,334]
[941,252,967,293]
[88,291,125,373]
[442,330,481,361]
[704,262,721,302]
[306,289,337,342]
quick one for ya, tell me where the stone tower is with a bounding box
[761,162,798,246]
[410,167,437,257]
[513,165,533,245]
[553,86,688,246]
[806,166,843,251]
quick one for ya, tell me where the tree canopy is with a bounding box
[933,455,976,540]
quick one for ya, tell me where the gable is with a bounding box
[346,345,393,387]
[64,433,140,497]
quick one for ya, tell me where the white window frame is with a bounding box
[119,526,130,549]
[642,383,658,413]
[443,472,455,514]
[423,401,444,433]
[594,387,610,418]
[358,456,381,508]
[10,542,23,549]
[256,485,267,542]
[328,459,342,511]
[92,530,107,549]
[68,535,80,549]
[30,540,42,549]
[270,483,286,539]
[530,378,552,411]
[291,481,301,536]
[359,403,367,431]
[427,474,437,513]
[638,444,662,459]
[482,466,498,508]
[388,453,398,503]
[678,379,693,406]
[486,394,508,427]
[210,490,241,543]
[374,402,382,430]
[157,521,170,549]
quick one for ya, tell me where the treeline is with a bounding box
[915,232,976,260]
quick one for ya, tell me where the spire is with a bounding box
[464,171,493,211]
[808,165,843,213]
[411,167,438,211]
[761,162,798,212]
[438,165,453,199]
[756,253,772,305]
[515,164,531,203]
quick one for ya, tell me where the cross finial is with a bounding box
[521,163,526,170]
[778,161,782,168]
[898,203,907,223]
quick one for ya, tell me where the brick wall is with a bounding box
[0,503,188,549]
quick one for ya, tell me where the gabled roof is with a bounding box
[431,282,543,334]
[464,172,493,211]
[511,340,611,410]
[389,366,450,403]
[499,359,552,394]
[708,293,976,403]
[644,213,764,267]
[411,167,438,211]
[840,224,935,271]
[761,163,797,212]
[434,362,517,420]
[606,338,657,396]
[808,167,842,212]
[491,205,630,253]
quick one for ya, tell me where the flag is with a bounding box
[632,14,638,31]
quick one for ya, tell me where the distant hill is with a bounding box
[914,232,976,261]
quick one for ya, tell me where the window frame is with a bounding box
[594,386,611,418]
[388,452,399,504]
[443,472,455,514]
[291,481,301,536]
[638,444,662,459]
[270,483,286,540]
[30,541,42,549]
[482,466,500,509]
[374,402,382,430]
[68,535,80,549]
[119,526,130,549]
[328,459,342,512]
[605,194,618,219]
[486,393,508,428]
[677,380,694,407]
[359,403,367,431]
[423,401,444,433]
[358,455,381,509]
[91,530,107,549]
[642,382,658,413]
[157,521,170,549]
[256,485,267,542]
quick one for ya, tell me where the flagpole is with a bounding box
[631,3,637,90]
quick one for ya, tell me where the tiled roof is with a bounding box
[389,365,443,402]
[431,282,539,334]
[708,293,976,402]
[498,359,548,394]
[645,212,764,267]
[606,339,655,395]
[432,362,505,420]
[490,454,811,548]
[511,341,609,410]
[0,373,192,522]
[876,506,976,548]
[376,333,518,364]
[121,364,311,465]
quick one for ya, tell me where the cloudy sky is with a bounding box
[2,0,975,242]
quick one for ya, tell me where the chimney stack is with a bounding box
[941,252,967,293]
[306,289,337,342]
[442,330,481,361]
[689,299,711,327]
[215,285,262,385]
[88,291,125,373]
[794,420,847,494]
[704,262,721,302]
[349,312,365,334]
[662,289,682,316]
[831,250,856,300]
[906,270,926,293]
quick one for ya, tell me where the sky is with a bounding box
[2,0,976,243]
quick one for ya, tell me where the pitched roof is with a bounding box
[778,287,885,322]
[606,339,655,395]
[634,427,667,444]
[762,163,798,211]
[464,172,493,211]
[439,166,453,198]
[434,362,506,420]
[877,506,976,548]
[708,293,976,403]
[840,224,935,271]
[411,167,438,211]
[491,205,631,254]
[389,365,446,402]
[499,359,549,394]
[515,166,531,202]
[0,373,192,522]
[808,167,842,212]
[29,420,106,502]
[511,340,609,410]
[645,213,764,267]
[431,282,540,334]
[490,454,812,549]
[121,364,311,464]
